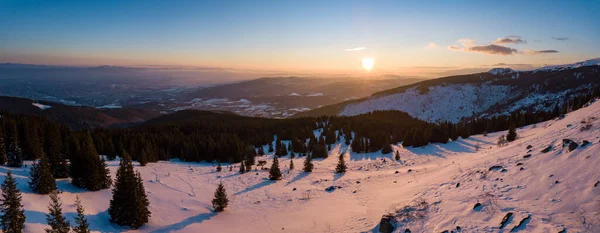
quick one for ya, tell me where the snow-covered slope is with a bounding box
[340,84,511,123]
[295,58,600,122]
[4,99,600,232]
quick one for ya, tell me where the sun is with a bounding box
[362,57,374,71]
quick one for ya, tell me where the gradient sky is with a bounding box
[1,0,599,75]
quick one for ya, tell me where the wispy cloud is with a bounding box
[447,37,558,56]
[524,50,559,54]
[425,42,439,49]
[551,37,569,41]
[493,36,526,44]
[345,47,366,51]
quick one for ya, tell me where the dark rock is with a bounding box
[541,146,552,153]
[568,142,579,152]
[519,167,524,171]
[555,180,560,184]
[523,154,531,159]
[562,139,573,147]
[395,171,400,174]
[516,162,523,166]
[378,215,395,233]
[594,181,599,188]
[510,215,531,232]
[356,181,361,184]
[456,226,461,231]
[489,165,503,171]
[292,188,297,191]
[407,169,413,173]
[325,186,336,192]
[501,169,508,173]
[582,140,590,147]
[473,203,482,211]
[441,231,449,233]
[526,145,532,149]
[456,183,460,188]
[404,229,411,233]
[558,228,567,233]
[549,174,554,177]
[499,212,513,229]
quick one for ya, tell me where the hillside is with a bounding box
[0,96,160,129]
[294,58,600,122]
[4,97,599,232]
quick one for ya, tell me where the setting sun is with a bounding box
[362,57,374,71]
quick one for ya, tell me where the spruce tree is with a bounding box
[108,155,151,229]
[45,192,70,233]
[394,151,400,161]
[269,156,282,180]
[268,142,274,153]
[44,125,69,178]
[289,159,294,170]
[216,161,222,172]
[506,124,517,142]
[6,123,23,168]
[137,149,148,166]
[211,182,228,212]
[72,196,90,233]
[80,133,112,191]
[29,154,57,194]
[303,155,313,172]
[239,161,246,174]
[0,127,7,165]
[335,154,347,173]
[0,172,25,233]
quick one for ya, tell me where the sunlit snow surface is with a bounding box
[7,99,600,232]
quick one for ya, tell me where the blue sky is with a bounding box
[1,0,599,74]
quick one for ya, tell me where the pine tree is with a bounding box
[137,149,148,166]
[6,122,23,168]
[45,192,70,233]
[0,127,7,165]
[108,155,151,229]
[335,154,347,173]
[81,132,112,191]
[506,124,517,142]
[216,161,222,172]
[381,141,393,154]
[0,172,25,233]
[394,151,400,161]
[269,156,282,180]
[268,142,274,153]
[303,155,313,172]
[29,154,57,194]
[44,125,69,178]
[211,182,228,212]
[239,161,246,174]
[72,196,90,233]
[289,159,294,170]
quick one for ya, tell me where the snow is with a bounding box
[288,93,301,96]
[32,103,51,110]
[96,103,122,109]
[7,99,600,232]
[488,68,515,75]
[307,93,324,97]
[340,84,511,123]
[536,57,600,72]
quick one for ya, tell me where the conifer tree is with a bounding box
[29,154,57,194]
[44,125,69,178]
[216,161,222,172]
[268,142,274,153]
[239,160,246,174]
[0,127,7,165]
[0,172,25,233]
[72,196,90,233]
[45,192,70,233]
[211,182,228,212]
[269,156,282,180]
[394,151,400,161]
[335,153,347,173]
[6,122,23,168]
[381,141,393,154]
[80,132,112,191]
[108,155,151,229]
[137,149,148,166]
[289,158,294,170]
[506,124,517,142]
[303,154,313,172]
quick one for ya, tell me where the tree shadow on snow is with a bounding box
[149,210,217,233]
[333,172,345,181]
[25,209,116,232]
[234,179,275,195]
[285,172,309,186]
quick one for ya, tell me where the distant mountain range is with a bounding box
[293,58,600,122]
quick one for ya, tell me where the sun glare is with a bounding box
[362,57,374,71]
